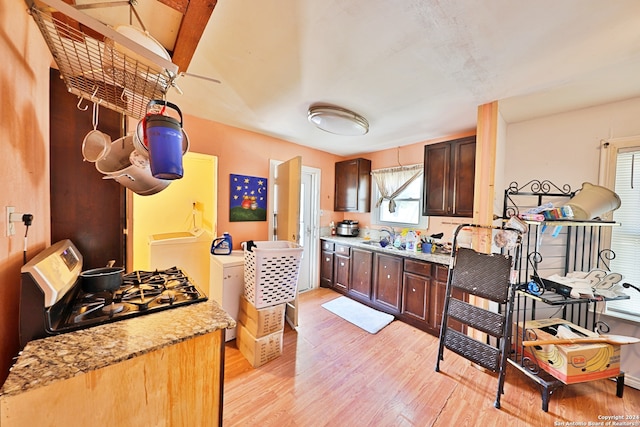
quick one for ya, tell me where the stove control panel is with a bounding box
[22,239,83,307]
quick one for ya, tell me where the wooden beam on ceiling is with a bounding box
[168,0,217,72]
[157,0,189,14]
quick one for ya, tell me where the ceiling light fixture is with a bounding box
[308,105,369,136]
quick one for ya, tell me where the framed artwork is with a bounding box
[230,174,268,222]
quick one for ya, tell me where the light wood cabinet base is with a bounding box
[1,331,225,427]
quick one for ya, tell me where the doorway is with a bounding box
[269,160,321,293]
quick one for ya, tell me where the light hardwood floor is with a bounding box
[223,288,640,426]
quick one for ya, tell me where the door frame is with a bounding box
[268,159,321,291]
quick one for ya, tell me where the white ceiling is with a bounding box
[82,0,640,156]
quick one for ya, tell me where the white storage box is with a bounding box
[243,241,303,309]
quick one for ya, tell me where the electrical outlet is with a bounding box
[6,206,15,236]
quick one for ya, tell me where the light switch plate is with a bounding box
[6,206,15,236]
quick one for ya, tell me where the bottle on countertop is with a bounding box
[406,231,418,252]
[330,221,336,236]
[211,232,232,255]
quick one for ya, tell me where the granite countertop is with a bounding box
[321,236,452,266]
[0,299,235,398]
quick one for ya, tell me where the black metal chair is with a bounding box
[435,224,522,409]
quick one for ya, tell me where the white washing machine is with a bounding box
[209,250,245,341]
[149,229,212,296]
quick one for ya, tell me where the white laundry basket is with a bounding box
[243,241,303,309]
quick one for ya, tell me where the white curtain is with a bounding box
[371,164,423,213]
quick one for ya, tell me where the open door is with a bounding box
[275,156,302,329]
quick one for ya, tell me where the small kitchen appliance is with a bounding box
[19,239,208,349]
[336,220,359,237]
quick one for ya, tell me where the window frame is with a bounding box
[371,166,429,228]
[601,136,640,322]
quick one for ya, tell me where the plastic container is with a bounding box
[243,241,303,308]
[211,232,233,255]
[143,100,185,180]
[406,231,418,252]
[565,182,621,220]
[147,114,184,180]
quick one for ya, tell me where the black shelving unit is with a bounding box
[502,180,629,412]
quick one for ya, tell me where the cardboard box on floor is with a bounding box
[236,323,283,368]
[238,295,285,338]
[515,318,620,384]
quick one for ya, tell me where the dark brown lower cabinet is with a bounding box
[430,264,447,332]
[431,263,465,333]
[320,241,335,289]
[373,253,403,314]
[318,239,465,337]
[349,248,372,300]
[402,259,430,327]
[333,253,350,293]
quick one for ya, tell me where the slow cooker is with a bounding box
[337,220,359,237]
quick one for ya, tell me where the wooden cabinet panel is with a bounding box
[334,158,371,212]
[422,143,451,216]
[402,272,429,322]
[431,264,465,333]
[334,254,350,293]
[320,249,334,288]
[321,240,335,252]
[349,248,372,300]
[404,258,432,277]
[423,136,476,217]
[373,253,403,313]
[402,259,432,324]
[0,331,224,426]
[334,244,351,257]
[451,138,476,217]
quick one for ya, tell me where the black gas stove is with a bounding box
[19,240,208,348]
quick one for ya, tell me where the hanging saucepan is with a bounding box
[80,261,124,293]
[95,135,171,196]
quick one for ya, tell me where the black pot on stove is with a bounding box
[80,266,124,293]
[337,220,359,237]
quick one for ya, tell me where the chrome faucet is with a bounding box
[379,227,395,242]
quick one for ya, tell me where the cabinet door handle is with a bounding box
[412,288,416,292]
[340,262,345,267]
[387,274,391,279]
[326,257,330,262]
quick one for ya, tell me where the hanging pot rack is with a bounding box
[27,0,180,119]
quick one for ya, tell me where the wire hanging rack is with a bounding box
[28,0,179,120]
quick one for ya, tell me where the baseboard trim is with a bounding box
[624,374,640,390]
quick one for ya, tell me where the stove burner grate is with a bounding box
[59,266,206,330]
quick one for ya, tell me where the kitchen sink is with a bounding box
[360,240,397,249]
[359,239,452,255]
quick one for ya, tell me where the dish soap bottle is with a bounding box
[211,232,232,255]
[406,231,418,252]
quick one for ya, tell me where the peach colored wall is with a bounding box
[184,113,475,247]
[184,115,344,248]
[0,0,52,385]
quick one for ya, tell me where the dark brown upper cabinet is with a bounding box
[422,136,476,217]
[334,158,371,212]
